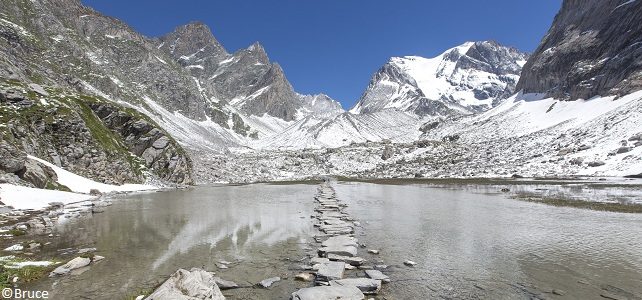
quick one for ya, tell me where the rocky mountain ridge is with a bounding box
[0,0,342,186]
[516,0,642,100]
[1,0,641,186]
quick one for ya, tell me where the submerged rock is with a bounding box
[291,286,364,300]
[403,260,417,267]
[257,276,281,288]
[213,277,238,290]
[144,268,224,300]
[78,248,97,254]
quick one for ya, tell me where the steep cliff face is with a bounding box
[352,41,527,116]
[516,0,642,99]
[0,80,192,186]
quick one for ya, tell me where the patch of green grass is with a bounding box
[73,99,124,153]
[125,288,153,300]
[7,229,26,236]
[515,195,642,214]
[0,264,55,289]
[44,180,71,192]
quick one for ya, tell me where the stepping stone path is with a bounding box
[290,181,393,299]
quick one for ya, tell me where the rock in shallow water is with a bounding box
[257,276,281,288]
[295,273,315,282]
[316,261,346,282]
[291,286,364,300]
[365,270,390,283]
[330,278,382,295]
[213,277,238,290]
[319,235,359,257]
[50,257,91,276]
[144,268,224,300]
[327,254,366,266]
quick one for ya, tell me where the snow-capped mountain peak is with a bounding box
[351,41,528,116]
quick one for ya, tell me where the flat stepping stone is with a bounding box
[316,261,345,281]
[330,278,382,295]
[145,268,225,300]
[291,286,364,300]
[319,235,358,257]
[311,257,330,264]
[327,254,366,266]
[365,270,390,283]
[321,235,358,248]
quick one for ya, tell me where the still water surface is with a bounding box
[335,182,642,299]
[29,181,642,299]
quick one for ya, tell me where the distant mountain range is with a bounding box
[1,0,641,186]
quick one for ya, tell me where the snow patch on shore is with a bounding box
[28,156,156,194]
[0,156,157,211]
[0,184,95,210]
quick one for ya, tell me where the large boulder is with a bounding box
[0,141,27,174]
[145,268,225,300]
[16,160,57,188]
[50,257,91,276]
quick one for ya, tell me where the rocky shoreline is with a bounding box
[0,189,163,289]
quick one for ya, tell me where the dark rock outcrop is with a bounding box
[89,103,193,184]
[0,140,26,174]
[0,83,192,186]
[516,0,642,99]
[16,160,58,189]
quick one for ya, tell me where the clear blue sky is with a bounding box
[82,0,561,109]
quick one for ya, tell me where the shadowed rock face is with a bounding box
[157,21,329,122]
[157,22,228,66]
[516,0,642,100]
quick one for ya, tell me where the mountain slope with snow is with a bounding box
[351,41,528,116]
[415,90,642,177]
[254,109,421,150]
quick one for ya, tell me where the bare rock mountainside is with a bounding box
[351,41,528,116]
[201,0,642,182]
[1,0,641,186]
[0,0,341,186]
[517,0,642,100]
